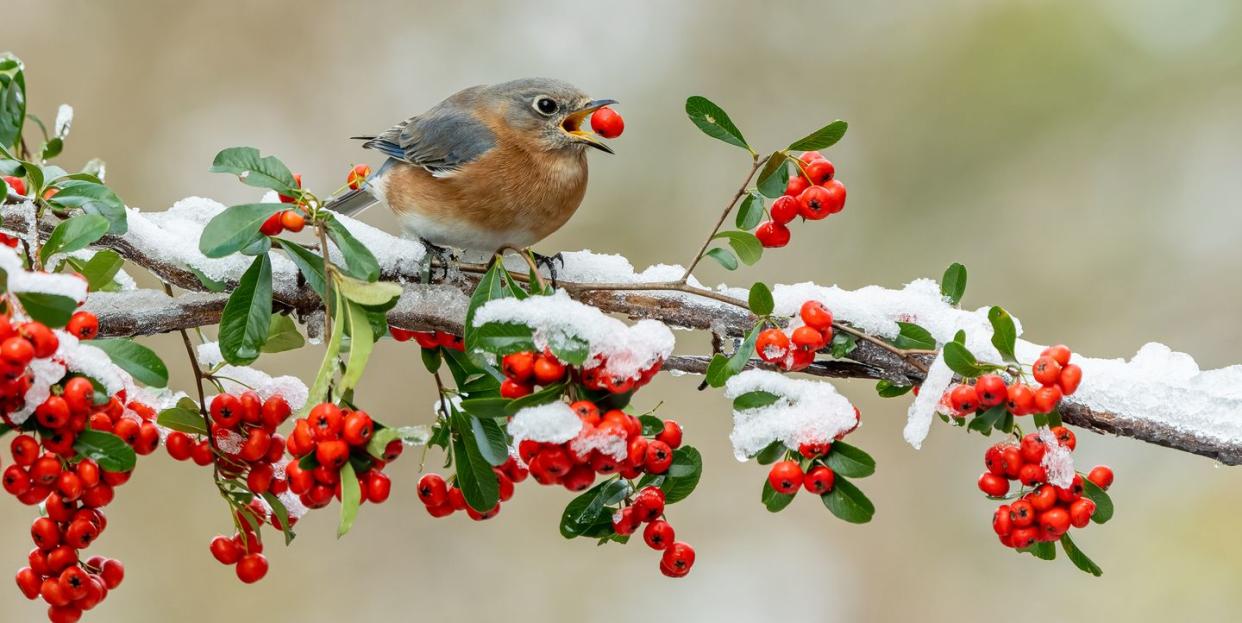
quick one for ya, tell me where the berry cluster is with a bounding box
[389,328,465,352]
[499,350,567,398]
[415,459,520,520]
[613,486,695,578]
[754,301,835,371]
[285,403,396,510]
[532,402,681,489]
[946,345,1082,418]
[346,164,371,191]
[983,430,1115,549]
[258,172,307,235]
[589,107,624,139]
[754,151,847,248]
[205,391,294,495]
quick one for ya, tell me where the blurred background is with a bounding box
[5,0,1242,620]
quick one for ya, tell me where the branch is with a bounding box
[8,206,1240,466]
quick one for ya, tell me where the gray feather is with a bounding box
[358,86,497,176]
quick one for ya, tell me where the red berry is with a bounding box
[66,312,99,340]
[501,351,535,383]
[1087,465,1113,490]
[1009,500,1035,528]
[768,460,804,495]
[770,195,799,225]
[259,211,284,236]
[656,420,682,449]
[611,506,639,536]
[659,541,695,578]
[754,328,790,363]
[1069,498,1096,528]
[803,465,836,494]
[500,378,533,399]
[3,464,30,495]
[977,472,1009,497]
[644,440,673,474]
[799,151,826,164]
[416,473,448,507]
[532,355,566,385]
[1028,484,1058,512]
[993,504,1012,536]
[342,411,374,446]
[1059,363,1082,395]
[1,336,34,366]
[790,326,825,352]
[948,384,979,414]
[1018,463,1047,487]
[99,559,124,589]
[309,403,344,440]
[1041,344,1072,367]
[1051,425,1076,451]
[796,185,834,220]
[983,444,1006,475]
[589,107,624,139]
[62,378,95,416]
[22,323,58,358]
[1006,383,1036,416]
[799,301,833,331]
[210,535,242,565]
[31,516,60,549]
[59,566,91,601]
[754,221,791,248]
[784,175,810,197]
[11,433,40,466]
[632,486,666,522]
[4,175,27,196]
[347,163,371,191]
[1032,356,1062,386]
[1038,507,1070,539]
[975,374,1006,407]
[1056,475,1085,504]
[804,159,835,185]
[819,179,846,214]
[210,394,242,428]
[365,471,392,504]
[643,519,675,550]
[1033,385,1062,414]
[315,439,349,469]
[235,554,268,584]
[1019,433,1046,464]
[15,566,40,599]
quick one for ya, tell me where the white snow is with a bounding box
[553,250,704,288]
[903,352,952,449]
[724,370,858,461]
[569,427,628,461]
[12,331,128,424]
[196,342,309,409]
[1039,427,1076,488]
[54,104,73,138]
[0,245,88,303]
[11,357,66,425]
[472,290,675,381]
[507,401,582,446]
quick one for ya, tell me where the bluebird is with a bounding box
[332,78,616,261]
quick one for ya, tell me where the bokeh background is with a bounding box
[5,0,1242,621]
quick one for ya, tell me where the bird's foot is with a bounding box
[419,239,457,283]
[530,251,565,290]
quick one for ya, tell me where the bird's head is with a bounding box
[490,78,616,155]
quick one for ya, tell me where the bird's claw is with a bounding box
[531,251,564,290]
[420,240,457,283]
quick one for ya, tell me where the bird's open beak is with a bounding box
[562,99,618,154]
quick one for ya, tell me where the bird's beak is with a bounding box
[561,98,618,154]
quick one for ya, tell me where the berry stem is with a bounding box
[678,156,765,283]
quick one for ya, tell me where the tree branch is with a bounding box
[8,206,1240,465]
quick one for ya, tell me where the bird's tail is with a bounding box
[323,187,379,216]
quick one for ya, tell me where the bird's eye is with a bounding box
[533,96,558,116]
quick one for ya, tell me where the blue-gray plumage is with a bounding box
[335,78,616,253]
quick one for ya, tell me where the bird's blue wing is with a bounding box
[357,100,497,177]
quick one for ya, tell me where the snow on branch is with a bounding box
[4,202,1241,465]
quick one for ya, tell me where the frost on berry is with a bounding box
[724,370,857,461]
[508,402,583,448]
[1038,427,1076,488]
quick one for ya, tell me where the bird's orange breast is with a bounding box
[384,120,589,248]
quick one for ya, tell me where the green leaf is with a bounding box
[942,341,984,378]
[1020,541,1057,561]
[40,214,109,263]
[967,405,1007,436]
[548,336,589,367]
[471,322,536,356]
[325,218,380,282]
[704,353,731,387]
[337,461,361,538]
[657,446,702,504]
[713,230,763,266]
[1059,533,1103,576]
[560,478,630,539]
[732,390,780,410]
[335,273,401,306]
[261,492,296,545]
[339,300,375,393]
[0,57,27,151]
[1080,477,1114,524]
[753,440,786,465]
[829,332,857,358]
[988,306,1018,363]
[788,120,848,151]
[824,441,875,478]
[708,325,761,388]
[704,247,738,271]
[91,339,169,387]
[156,405,207,435]
[941,262,967,305]
[735,192,764,230]
[420,347,442,373]
[875,380,913,398]
[274,238,327,297]
[471,416,510,467]
[219,253,273,365]
[47,180,127,234]
[821,476,874,523]
[364,425,430,460]
[72,430,136,472]
[756,151,791,199]
[67,250,123,291]
[262,314,305,353]
[41,137,63,160]
[893,322,936,350]
[459,396,510,419]
[762,480,796,512]
[199,203,283,259]
[450,408,499,511]
[505,383,567,415]
[684,96,751,152]
[748,282,774,316]
[305,292,344,410]
[638,414,664,436]
[209,147,299,194]
[16,292,76,327]
[187,266,227,292]
[464,260,512,351]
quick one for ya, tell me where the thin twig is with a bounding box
[679,157,765,282]
[163,282,207,416]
